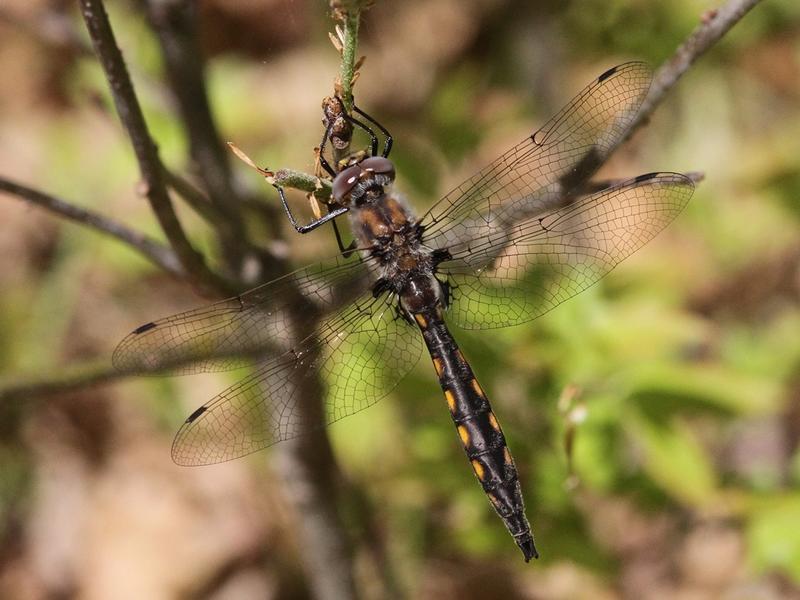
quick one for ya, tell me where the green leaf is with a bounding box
[747,495,800,583]
[627,412,716,505]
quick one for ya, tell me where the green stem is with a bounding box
[274,169,332,203]
[338,10,360,112]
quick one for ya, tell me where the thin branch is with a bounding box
[140,0,249,269]
[225,2,367,207]
[162,167,225,224]
[228,144,334,208]
[631,0,766,138]
[0,360,125,403]
[336,9,361,113]
[274,169,333,201]
[78,0,232,295]
[327,4,366,166]
[0,176,183,277]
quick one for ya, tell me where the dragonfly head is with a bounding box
[332,156,395,206]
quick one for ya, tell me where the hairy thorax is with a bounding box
[347,191,440,306]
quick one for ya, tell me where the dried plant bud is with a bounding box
[322,96,353,151]
[307,193,323,219]
[227,142,274,182]
[330,0,374,16]
[328,31,343,53]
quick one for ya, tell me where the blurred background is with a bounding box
[1,0,800,598]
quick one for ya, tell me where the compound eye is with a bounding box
[360,156,395,181]
[332,164,362,203]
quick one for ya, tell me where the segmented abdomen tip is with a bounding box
[519,538,539,562]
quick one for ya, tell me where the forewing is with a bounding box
[438,173,694,329]
[170,292,423,465]
[421,62,652,251]
[112,254,371,375]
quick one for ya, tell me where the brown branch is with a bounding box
[0,176,183,277]
[631,0,766,139]
[78,0,232,295]
[0,360,124,403]
[162,167,225,224]
[140,0,249,270]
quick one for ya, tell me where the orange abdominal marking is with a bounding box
[432,357,444,377]
[472,459,485,480]
[471,378,486,398]
[444,389,456,412]
[414,313,427,328]
[487,411,500,432]
[504,447,513,465]
[457,425,470,446]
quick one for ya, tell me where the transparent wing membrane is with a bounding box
[422,62,652,253]
[113,255,371,375]
[170,293,423,465]
[438,173,694,329]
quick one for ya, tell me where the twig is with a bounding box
[162,167,224,224]
[140,0,249,269]
[632,0,766,138]
[274,169,333,201]
[0,176,183,277]
[336,9,361,113]
[78,0,231,295]
[228,143,334,210]
[225,3,368,207]
[0,360,126,403]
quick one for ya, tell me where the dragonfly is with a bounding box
[113,62,694,562]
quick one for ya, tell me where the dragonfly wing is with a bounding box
[421,62,652,254]
[112,254,371,375]
[170,291,423,465]
[437,173,694,329]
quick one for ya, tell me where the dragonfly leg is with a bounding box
[329,215,357,256]
[343,112,379,157]
[353,104,393,158]
[317,123,337,178]
[274,184,349,234]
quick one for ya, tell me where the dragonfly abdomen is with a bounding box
[411,305,538,562]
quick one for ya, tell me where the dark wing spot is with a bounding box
[634,172,659,183]
[598,65,618,82]
[133,322,157,334]
[186,406,208,423]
